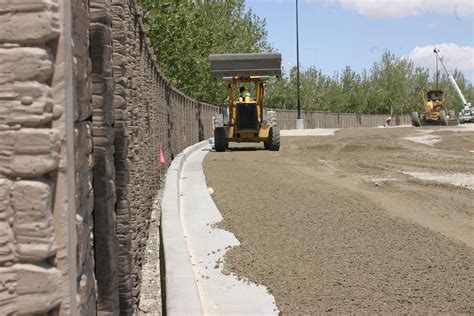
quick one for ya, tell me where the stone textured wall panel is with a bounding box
[0,264,61,314]
[0,0,84,314]
[1,0,219,314]
[0,81,54,127]
[0,47,53,82]
[275,109,411,129]
[14,264,61,313]
[0,129,60,177]
[112,1,134,313]
[0,0,56,12]
[90,0,113,25]
[12,180,56,262]
[90,0,120,314]
[0,178,15,266]
[0,9,60,44]
[72,0,96,313]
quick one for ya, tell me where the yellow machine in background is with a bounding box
[412,89,457,127]
[209,53,281,151]
[412,48,462,127]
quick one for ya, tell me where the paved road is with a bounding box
[203,126,474,314]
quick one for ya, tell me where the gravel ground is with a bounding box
[138,188,163,315]
[203,126,474,314]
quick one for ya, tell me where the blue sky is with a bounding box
[245,0,474,82]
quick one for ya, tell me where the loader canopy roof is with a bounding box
[209,53,282,79]
[426,89,444,101]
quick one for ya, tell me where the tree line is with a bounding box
[139,0,473,114]
[266,51,474,114]
[139,0,271,104]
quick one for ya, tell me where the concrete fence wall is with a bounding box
[0,1,410,315]
[0,0,218,314]
[275,110,412,129]
[0,0,77,314]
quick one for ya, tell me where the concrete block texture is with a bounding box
[12,181,57,262]
[0,264,61,314]
[1,0,220,314]
[0,81,54,127]
[90,0,113,24]
[0,129,60,177]
[72,1,96,315]
[0,179,15,266]
[1,0,79,315]
[90,1,120,314]
[0,47,53,82]
[0,1,60,44]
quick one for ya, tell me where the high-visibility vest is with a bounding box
[238,91,251,102]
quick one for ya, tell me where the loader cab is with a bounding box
[423,89,445,114]
[226,77,266,133]
[426,89,444,102]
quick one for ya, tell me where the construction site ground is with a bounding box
[203,125,474,314]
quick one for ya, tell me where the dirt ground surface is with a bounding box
[203,125,474,314]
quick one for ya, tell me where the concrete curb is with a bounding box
[161,140,211,315]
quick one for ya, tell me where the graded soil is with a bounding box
[203,126,474,314]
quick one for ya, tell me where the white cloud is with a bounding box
[408,43,474,80]
[306,0,474,19]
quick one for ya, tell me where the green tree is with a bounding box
[368,51,413,114]
[407,67,430,114]
[271,60,473,114]
[139,0,272,105]
[265,69,293,109]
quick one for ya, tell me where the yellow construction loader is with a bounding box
[209,53,281,151]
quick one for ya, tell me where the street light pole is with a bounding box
[294,0,304,129]
[296,0,301,120]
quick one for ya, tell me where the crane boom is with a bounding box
[433,48,468,106]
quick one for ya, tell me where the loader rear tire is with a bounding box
[440,110,448,126]
[449,119,459,126]
[214,114,224,128]
[214,127,227,152]
[411,112,421,127]
[448,110,456,120]
[266,126,280,151]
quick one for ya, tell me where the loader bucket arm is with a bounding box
[209,53,282,79]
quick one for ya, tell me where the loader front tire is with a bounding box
[266,126,280,151]
[214,127,227,152]
[411,112,421,127]
[440,110,448,126]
